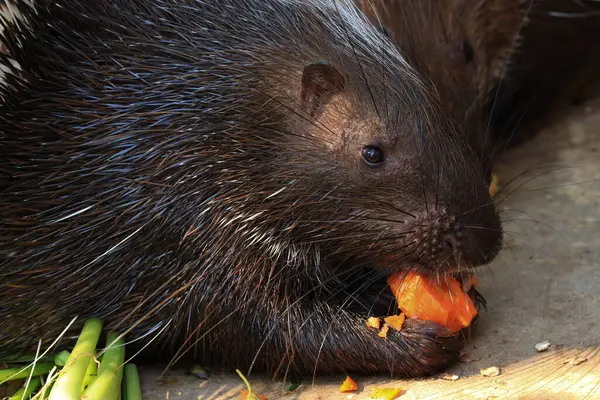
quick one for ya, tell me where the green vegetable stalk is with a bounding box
[80,332,126,400]
[0,355,54,364]
[8,377,42,400]
[80,356,99,393]
[122,363,142,400]
[0,363,54,384]
[54,350,71,367]
[48,317,103,400]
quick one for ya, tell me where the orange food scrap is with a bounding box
[369,387,405,399]
[384,314,405,331]
[237,369,267,400]
[240,389,267,400]
[387,271,478,332]
[366,316,381,330]
[471,275,478,287]
[489,173,499,198]
[377,324,390,338]
[339,376,359,393]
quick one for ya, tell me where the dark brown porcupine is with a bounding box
[356,0,600,158]
[0,0,502,377]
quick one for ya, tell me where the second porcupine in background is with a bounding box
[356,0,600,158]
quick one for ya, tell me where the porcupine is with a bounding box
[0,0,502,377]
[356,0,600,162]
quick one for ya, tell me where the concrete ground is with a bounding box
[140,97,600,399]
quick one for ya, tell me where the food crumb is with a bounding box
[339,376,359,393]
[535,340,551,352]
[565,356,588,366]
[369,387,405,399]
[384,314,405,331]
[440,374,459,381]
[480,366,501,377]
[378,324,390,338]
[366,317,381,330]
[240,390,267,400]
[489,173,500,198]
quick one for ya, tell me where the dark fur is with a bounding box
[0,0,502,377]
[487,0,600,148]
[357,0,600,158]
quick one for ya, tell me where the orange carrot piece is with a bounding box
[240,389,267,400]
[387,272,478,332]
[370,387,405,399]
[366,316,381,330]
[377,324,390,338]
[339,376,359,393]
[384,314,405,331]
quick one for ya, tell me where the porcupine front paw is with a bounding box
[284,304,463,377]
[384,318,463,377]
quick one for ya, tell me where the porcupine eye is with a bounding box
[361,145,384,166]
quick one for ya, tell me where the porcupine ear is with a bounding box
[300,61,345,117]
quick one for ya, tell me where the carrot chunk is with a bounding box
[366,316,381,330]
[240,389,267,400]
[387,272,477,332]
[384,314,405,331]
[377,324,390,338]
[339,376,359,393]
[369,387,404,399]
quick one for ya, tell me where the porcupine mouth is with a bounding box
[339,264,484,325]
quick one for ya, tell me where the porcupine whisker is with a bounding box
[326,237,418,261]
[296,216,408,224]
[496,173,569,208]
[352,215,411,224]
[501,217,568,241]
[373,231,419,241]
[373,243,420,271]
[463,225,503,233]
[300,230,416,247]
[485,80,534,164]
[462,165,568,215]
[375,200,418,218]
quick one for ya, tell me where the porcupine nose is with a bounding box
[404,207,500,269]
